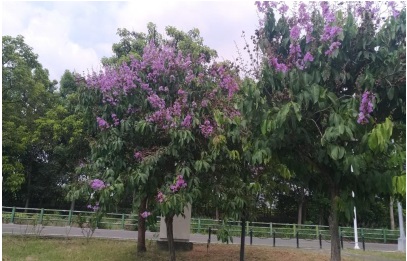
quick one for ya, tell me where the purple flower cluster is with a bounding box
[86,39,239,136]
[147,94,165,109]
[325,42,341,56]
[111,114,120,126]
[289,44,302,57]
[269,58,288,73]
[199,120,214,138]
[96,117,110,130]
[388,1,401,18]
[290,25,301,40]
[170,175,187,192]
[320,2,336,23]
[90,179,106,191]
[141,211,151,218]
[157,191,165,203]
[201,99,209,107]
[87,202,99,212]
[321,26,342,42]
[210,64,239,98]
[303,52,314,63]
[134,151,143,161]
[278,3,289,15]
[181,114,192,128]
[357,91,375,125]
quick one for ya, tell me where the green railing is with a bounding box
[2,206,400,243]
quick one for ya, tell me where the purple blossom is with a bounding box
[357,91,375,124]
[325,41,341,56]
[321,26,342,42]
[177,89,186,96]
[320,2,335,23]
[147,94,165,109]
[289,44,302,57]
[181,114,192,128]
[278,3,288,15]
[298,3,310,24]
[90,179,106,191]
[201,99,209,107]
[87,202,100,212]
[200,120,214,138]
[303,52,314,62]
[176,175,187,188]
[96,117,110,130]
[141,211,151,218]
[111,114,120,126]
[387,2,401,18]
[269,58,288,73]
[157,191,165,203]
[170,175,188,192]
[290,25,301,39]
[134,151,143,161]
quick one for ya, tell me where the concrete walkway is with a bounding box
[2,223,399,253]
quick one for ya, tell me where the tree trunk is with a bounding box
[319,206,324,226]
[390,196,395,230]
[298,189,304,225]
[24,171,32,212]
[137,196,147,252]
[298,201,303,225]
[240,216,246,261]
[165,215,176,261]
[329,186,341,261]
[215,207,219,221]
[70,199,75,211]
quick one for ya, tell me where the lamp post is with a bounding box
[351,165,360,249]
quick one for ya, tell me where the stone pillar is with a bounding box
[157,204,193,251]
[397,202,406,252]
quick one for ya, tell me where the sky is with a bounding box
[2,1,261,82]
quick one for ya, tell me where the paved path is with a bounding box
[2,223,398,253]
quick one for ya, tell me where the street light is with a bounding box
[351,165,360,249]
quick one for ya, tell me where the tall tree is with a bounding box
[77,25,239,260]
[255,2,405,261]
[2,35,57,207]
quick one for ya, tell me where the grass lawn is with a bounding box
[2,235,405,261]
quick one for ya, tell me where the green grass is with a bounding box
[343,249,406,261]
[3,235,406,261]
[3,236,142,261]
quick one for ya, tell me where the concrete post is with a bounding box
[397,201,406,252]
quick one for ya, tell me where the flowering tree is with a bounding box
[254,2,405,260]
[79,27,240,259]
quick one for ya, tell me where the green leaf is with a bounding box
[387,87,395,100]
[311,84,320,104]
[292,102,302,121]
[327,92,339,108]
[261,120,267,135]
[328,145,345,160]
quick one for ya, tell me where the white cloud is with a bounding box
[3,1,260,81]
[3,2,103,81]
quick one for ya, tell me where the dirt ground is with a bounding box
[175,244,332,261]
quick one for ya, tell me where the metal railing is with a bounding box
[2,206,400,243]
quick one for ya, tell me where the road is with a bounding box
[2,223,399,253]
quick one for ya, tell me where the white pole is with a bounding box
[352,191,360,249]
[397,201,406,252]
[350,165,360,249]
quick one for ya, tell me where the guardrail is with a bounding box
[2,206,400,243]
